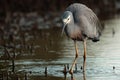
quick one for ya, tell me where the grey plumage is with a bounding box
[61,3,104,42]
[61,3,104,74]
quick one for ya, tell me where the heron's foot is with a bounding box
[83,70,85,73]
[80,66,85,72]
[69,69,73,75]
[83,67,86,73]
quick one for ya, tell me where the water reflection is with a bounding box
[14,28,65,61]
[69,71,86,80]
[83,72,86,80]
[29,76,65,80]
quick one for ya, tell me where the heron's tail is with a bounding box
[92,37,99,42]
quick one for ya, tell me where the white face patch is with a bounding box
[63,15,71,24]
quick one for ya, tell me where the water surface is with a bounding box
[1,18,120,80]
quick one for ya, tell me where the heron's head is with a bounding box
[61,11,73,35]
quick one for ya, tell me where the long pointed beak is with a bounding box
[61,23,67,36]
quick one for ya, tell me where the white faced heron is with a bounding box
[61,3,104,74]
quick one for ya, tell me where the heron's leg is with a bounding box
[83,38,87,72]
[69,41,79,74]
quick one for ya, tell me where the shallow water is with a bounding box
[1,18,120,80]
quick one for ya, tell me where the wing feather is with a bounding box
[66,3,104,38]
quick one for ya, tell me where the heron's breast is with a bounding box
[67,28,84,41]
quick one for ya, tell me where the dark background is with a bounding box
[0,0,120,23]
